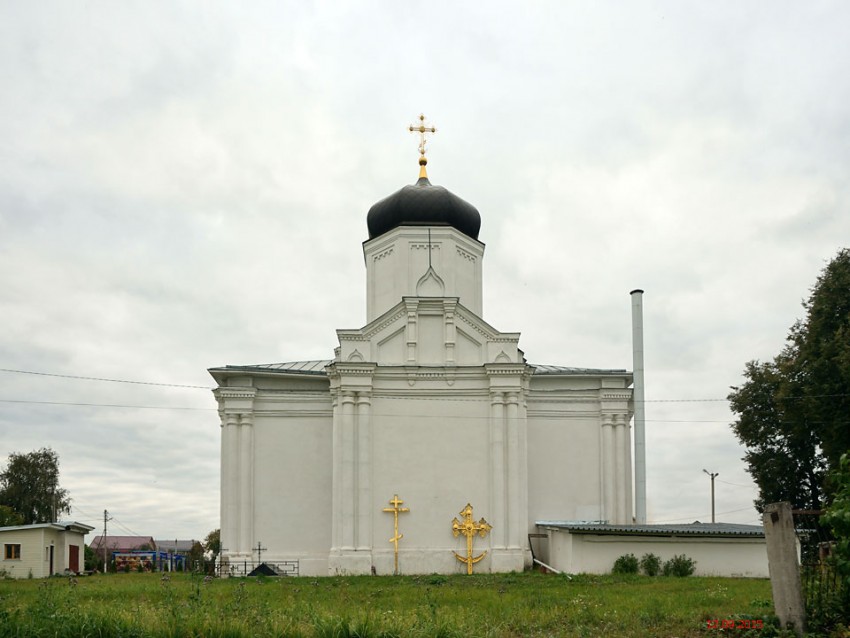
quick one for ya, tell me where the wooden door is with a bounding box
[69,544,80,573]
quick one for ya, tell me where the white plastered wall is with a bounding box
[364,226,484,323]
[544,528,769,577]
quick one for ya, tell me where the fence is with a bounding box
[792,510,845,619]
[216,559,300,578]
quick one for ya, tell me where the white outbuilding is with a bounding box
[0,521,94,578]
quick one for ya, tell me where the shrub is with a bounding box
[662,554,696,577]
[639,553,661,576]
[612,553,639,574]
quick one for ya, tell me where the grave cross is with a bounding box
[383,494,410,575]
[253,541,268,564]
[451,503,491,575]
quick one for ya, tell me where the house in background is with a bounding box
[155,539,197,556]
[88,535,156,556]
[0,521,95,578]
[155,539,198,570]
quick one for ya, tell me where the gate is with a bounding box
[792,510,846,624]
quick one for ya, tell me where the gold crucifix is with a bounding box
[408,113,436,178]
[383,494,410,575]
[451,503,491,575]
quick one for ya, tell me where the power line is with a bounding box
[0,368,212,390]
[3,366,848,403]
[70,503,101,521]
[0,399,214,411]
[110,516,145,538]
[716,478,756,488]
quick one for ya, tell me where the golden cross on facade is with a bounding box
[451,503,491,574]
[408,113,436,178]
[383,494,410,575]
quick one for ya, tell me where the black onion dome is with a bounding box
[367,176,481,240]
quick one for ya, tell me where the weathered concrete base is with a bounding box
[489,548,527,573]
[328,549,373,575]
[763,502,805,637]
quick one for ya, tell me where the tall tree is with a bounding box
[204,528,221,557]
[0,504,24,527]
[0,448,71,524]
[730,248,850,511]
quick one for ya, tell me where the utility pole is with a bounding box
[703,470,719,523]
[102,509,112,572]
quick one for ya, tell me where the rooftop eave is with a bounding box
[535,521,764,538]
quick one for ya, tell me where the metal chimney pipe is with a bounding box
[631,289,647,524]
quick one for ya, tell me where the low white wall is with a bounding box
[546,529,769,578]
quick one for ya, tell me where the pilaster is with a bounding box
[614,414,627,524]
[326,363,375,574]
[602,415,616,523]
[485,364,530,572]
[213,386,256,562]
[239,412,254,555]
[356,392,372,550]
[489,391,506,548]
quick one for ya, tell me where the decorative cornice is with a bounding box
[373,247,394,262]
[527,394,608,405]
[253,410,333,418]
[485,363,529,376]
[526,409,601,419]
[455,312,495,340]
[359,308,408,341]
[600,391,632,401]
[215,388,257,400]
[329,363,377,376]
[456,246,476,262]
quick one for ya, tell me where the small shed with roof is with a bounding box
[1,521,94,578]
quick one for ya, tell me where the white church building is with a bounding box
[210,140,637,577]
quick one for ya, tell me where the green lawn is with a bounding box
[0,571,774,637]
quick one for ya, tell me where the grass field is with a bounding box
[0,571,776,637]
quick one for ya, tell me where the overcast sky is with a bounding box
[1,1,848,543]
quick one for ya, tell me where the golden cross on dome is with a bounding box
[408,113,436,178]
[451,503,491,575]
[383,494,410,575]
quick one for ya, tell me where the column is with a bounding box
[602,415,616,523]
[490,392,506,547]
[224,413,240,553]
[331,394,341,549]
[615,414,627,525]
[625,417,634,522]
[356,392,372,550]
[239,413,254,555]
[341,391,356,550]
[506,392,521,549]
[518,391,529,555]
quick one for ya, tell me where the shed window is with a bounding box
[4,544,21,560]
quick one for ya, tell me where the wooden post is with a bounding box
[763,502,805,636]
